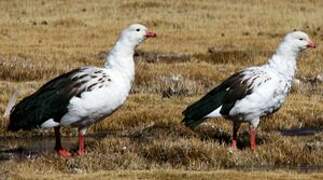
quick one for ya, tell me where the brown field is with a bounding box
[0,0,323,179]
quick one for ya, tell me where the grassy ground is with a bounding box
[0,0,323,179]
[5,169,323,180]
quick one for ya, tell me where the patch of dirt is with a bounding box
[53,18,87,27]
[256,32,285,38]
[134,50,192,63]
[194,47,272,65]
[144,20,183,29]
[120,1,168,9]
[96,50,191,63]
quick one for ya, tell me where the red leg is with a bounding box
[54,127,71,158]
[231,122,240,149]
[249,127,257,151]
[76,129,86,156]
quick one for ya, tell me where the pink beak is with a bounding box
[307,40,316,48]
[145,31,157,38]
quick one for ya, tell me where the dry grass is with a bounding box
[0,0,323,179]
[4,169,323,180]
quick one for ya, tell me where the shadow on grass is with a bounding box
[191,125,265,150]
[130,122,266,150]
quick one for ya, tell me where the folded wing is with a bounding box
[182,69,262,128]
[8,67,108,131]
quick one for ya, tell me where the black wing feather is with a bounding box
[182,71,253,128]
[8,68,89,131]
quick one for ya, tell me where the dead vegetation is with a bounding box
[0,0,323,179]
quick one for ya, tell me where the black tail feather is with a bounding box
[7,106,36,132]
[182,85,227,129]
[7,120,21,132]
[182,117,207,129]
[7,118,36,132]
[182,71,248,129]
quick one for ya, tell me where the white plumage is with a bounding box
[183,31,316,150]
[59,66,131,128]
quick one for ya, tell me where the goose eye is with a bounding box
[299,38,304,41]
[136,29,140,32]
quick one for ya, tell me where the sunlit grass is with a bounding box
[0,0,322,178]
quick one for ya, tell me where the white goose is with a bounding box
[182,31,316,150]
[8,24,156,157]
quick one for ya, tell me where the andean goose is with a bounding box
[8,24,157,157]
[182,31,316,150]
